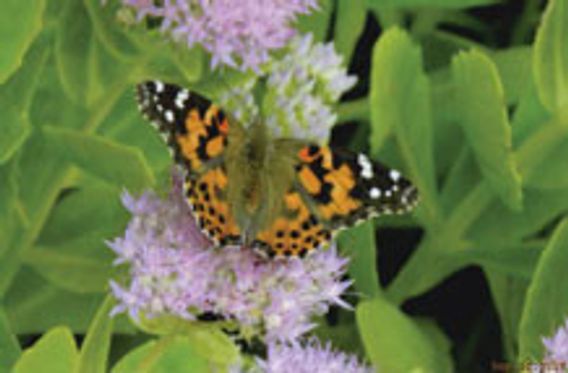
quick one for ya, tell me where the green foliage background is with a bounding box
[1,0,568,371]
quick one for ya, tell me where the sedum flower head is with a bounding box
[108,172,352,342]
[543,318,568,363]
[117,0,318,71]
[256,339,373,373]
[220,34,357,142]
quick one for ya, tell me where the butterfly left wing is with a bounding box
[136,81,242,246]
[136,80,230,178]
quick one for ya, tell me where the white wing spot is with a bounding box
[358,154,374,179]
[154,80,164,93]
[165,110,175,123]
[369,187,381,199]
[175,89,190,109]
[390,169,401,182]
[156,104,164,112]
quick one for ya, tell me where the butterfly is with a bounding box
[136,80,419,258]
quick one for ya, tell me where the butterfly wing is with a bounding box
[251,144,419,258]
[136,81,241,245]
[137,81,230,177]
[295,144,419,229]
[251,190,332,258]
[137,81,418,257]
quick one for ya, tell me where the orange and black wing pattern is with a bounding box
[136,81,229,178]
[251,191,332,258]
[136,81,240,246]
[295,144,419,228]
[136,81,418,258]
[251,144,419,258]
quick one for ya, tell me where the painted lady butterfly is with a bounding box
[136,81,419,258]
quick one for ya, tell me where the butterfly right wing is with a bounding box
[250,143,419,258]
[136,80,241,245]
[294,144,419,229]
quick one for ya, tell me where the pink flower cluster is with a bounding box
[121,0,318,71]
[256,339,373,373]
[108,173,351,342]
[543,319,568,364]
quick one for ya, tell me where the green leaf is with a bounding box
[334,0,366,64]
[84,0,140,61]
[338,222,381,298]
[28,60,88,132]
[0,130,71,296]
[469,188,568,247]
[414,318,453,366]
[0,307,21,372]
[485,271,528,360]
[55,0,94,106]
[190,68,254,102]
[370,28,439,224]
[366,0,497,8]
[0,96,31,166]
[0,36,49,164]
[519,219,568,361]
[296,0,333,42]
[43,126,155,190]
[23,181,125,294]
[314,322,365,356]
[37,181,128,246]
[53,1,130,109]
[112,341,157,373]
[12,326,78,373]
[76,296,115,373]
[511,77,551,147]
[421,31,488,71]
[0,0,45,83]
[112,337,210,373]
[533,0,568,113]
[429,71,467,176]
[453,242,543,280]
[491,47,532,106]
[137,315,240,368]
[0,162,23,258]
[4,267,135,335]
[439,150,480,213]
[22,246,114,294]
[99,93,171,175]
[112,341,156,373]
[357,298,452,372]
[522,136,568,189]
[451,50,522,210]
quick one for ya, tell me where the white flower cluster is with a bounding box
[220,34,357,142]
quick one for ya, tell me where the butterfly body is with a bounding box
[224,120,303,241]
[136,81,419,258]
